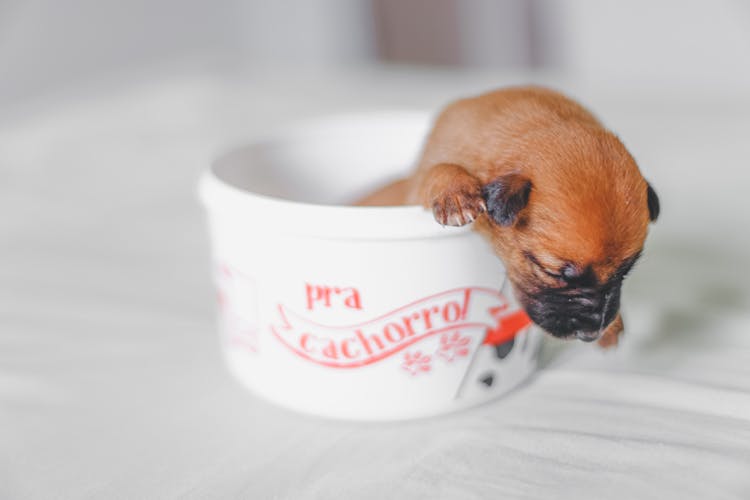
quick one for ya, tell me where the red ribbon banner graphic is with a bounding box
[270,287,532,369]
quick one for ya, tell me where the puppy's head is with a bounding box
[474,129,659,343]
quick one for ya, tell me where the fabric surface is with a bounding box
[2,68,749,499]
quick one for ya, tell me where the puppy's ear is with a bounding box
[646,182,660,222]
[482,174,532,227]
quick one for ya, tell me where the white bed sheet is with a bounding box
[1,69,749,499]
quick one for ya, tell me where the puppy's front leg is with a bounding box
[598,314,624,348]
[414,163,486,226]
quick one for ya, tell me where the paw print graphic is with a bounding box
[436,331,471,362]
[402,351,432,376]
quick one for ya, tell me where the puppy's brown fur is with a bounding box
[359,86,658,347]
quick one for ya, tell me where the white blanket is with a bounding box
[2,69,749,499]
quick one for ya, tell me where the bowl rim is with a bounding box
[199,110,473,240]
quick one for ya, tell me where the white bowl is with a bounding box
[199,111,542,421]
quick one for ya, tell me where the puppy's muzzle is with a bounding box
[524,285,621,342]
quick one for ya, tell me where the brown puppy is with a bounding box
[360,86,659,347]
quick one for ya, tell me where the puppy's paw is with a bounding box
[597,314,624,349]
[432,188,486,226]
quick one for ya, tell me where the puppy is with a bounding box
[360,86,659,347]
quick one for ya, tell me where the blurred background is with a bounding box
[2,0,750,108]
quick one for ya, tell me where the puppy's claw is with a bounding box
[432,192,486,227]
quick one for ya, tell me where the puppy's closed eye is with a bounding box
[523,251,564,281]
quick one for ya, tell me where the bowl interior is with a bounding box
[203,110,475,240]
[213,111,432,206]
